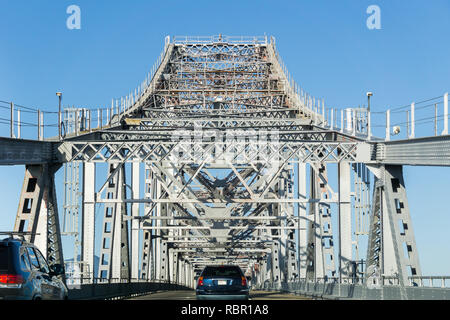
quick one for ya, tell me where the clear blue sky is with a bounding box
[0,0,449,275]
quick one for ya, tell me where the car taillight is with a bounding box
[197,276,204,287]
[241,276,247,286]
[0,274,24,286]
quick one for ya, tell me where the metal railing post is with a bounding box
[352,109,357,136]
[75,110,79,136]
[37,110,40,140]
[88,110,92,132]
[435,103,438,136]
[410,103,415,139]
[58,110,62,140]
[330,108,334,130]
[10,102,14,138]
[17,109,20,139]
[367,111,371,141]
[386,109,390,141]
[322,100,325,125]
[406,110,410,138]
[443,92,448,135]
[41,112,44,140]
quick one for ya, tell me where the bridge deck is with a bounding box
[127,290,312,300]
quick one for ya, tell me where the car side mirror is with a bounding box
[49,264,65,276]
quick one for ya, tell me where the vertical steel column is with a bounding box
[270,241,281,284]
[155,178,162,280]
[189,263,194,288]
[98,164,130,280]
[297,163,307,279]
[306,165,336,281]
[365,177,383,288]
[184,260,189,286]
[131,162,140,279]
[119,165,130,281]
[180,258,185,286]
[140,230,151,280]
[98,164,119,280]
[338,162,352,282]
[277,178,287,283]
[305,167,319,281]
[269,177,282,284]
[160,241,168,281]
[317,165,335,279]
[82,162,95,282]
[141,164,155,280]
[282,165,297,281]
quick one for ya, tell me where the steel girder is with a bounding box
[59,140,366,164]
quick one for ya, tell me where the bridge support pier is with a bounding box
[14,164,65,281]
[365,165,422,299]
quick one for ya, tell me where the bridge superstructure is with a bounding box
[1,35,450,300]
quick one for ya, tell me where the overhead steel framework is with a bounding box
[4,35,449,299]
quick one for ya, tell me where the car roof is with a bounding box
[0,237,31,246]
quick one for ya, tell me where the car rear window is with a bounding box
[202,266,242,277]
[0,246,9,271]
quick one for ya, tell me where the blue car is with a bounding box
[196,265,249,300]
[0,235,68,300]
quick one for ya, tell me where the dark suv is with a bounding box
[0,235,68,300]
[196,265,249,300]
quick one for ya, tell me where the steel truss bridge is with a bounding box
[1,35,450,300]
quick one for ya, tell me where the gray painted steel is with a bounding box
[258,280,450,300]
[3,35,450,300]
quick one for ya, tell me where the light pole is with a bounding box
[366,92,373,112]
[366,92,373,140]
[56,92,62,139]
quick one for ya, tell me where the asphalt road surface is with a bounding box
[128,290,312,300]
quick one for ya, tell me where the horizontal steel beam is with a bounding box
[375,135,450,166]
[96,198,338,204]
[0,138,62,165]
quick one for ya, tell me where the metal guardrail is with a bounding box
[277,275,450,288]
[172,35,268,44]
[256,278,450,300]
[67,278,192,300]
